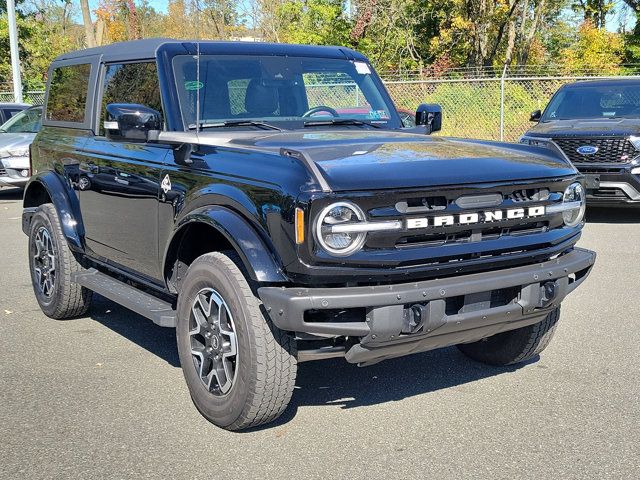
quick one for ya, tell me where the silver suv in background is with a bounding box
[0,106,42,188]
[0,103,29,124]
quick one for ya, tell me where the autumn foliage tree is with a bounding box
[0,0,636,89]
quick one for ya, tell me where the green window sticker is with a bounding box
[185,80,203,91]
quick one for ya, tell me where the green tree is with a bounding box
[561,19,624,73]
[277,0,351,46]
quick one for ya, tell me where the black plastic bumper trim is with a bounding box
[258,248,596,355]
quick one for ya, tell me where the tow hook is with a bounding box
[402,304,426,333]
[539,281,558,308]
[402,303,445,334]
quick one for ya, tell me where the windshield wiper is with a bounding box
[303,118,382,129]
[191,120,283,131]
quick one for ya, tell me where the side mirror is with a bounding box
[415,104,442,134]
[530,109,542,122]
[104,103,162,142]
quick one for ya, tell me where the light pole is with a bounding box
[7,0,23,103]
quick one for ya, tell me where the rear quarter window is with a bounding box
[46,64,92,123]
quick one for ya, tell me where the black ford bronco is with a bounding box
[23,39,595,430]
[522,79,640,207]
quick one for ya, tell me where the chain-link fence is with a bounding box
[385,73,640,142]
[0,90,45,105]
[3,71,639,142]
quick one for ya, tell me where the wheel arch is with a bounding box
[163,205,288,292]
[22,172,84,250]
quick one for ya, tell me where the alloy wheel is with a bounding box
[32,226,56,298]
[189,288,239,396]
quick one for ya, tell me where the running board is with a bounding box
[72,268,177,327]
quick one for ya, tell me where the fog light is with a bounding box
[20,169,29,177]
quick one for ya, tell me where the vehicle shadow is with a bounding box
[586,206,640,224]
[265,347,529,430]
[89,295,181,368]
[87,295,528,429]
[0,186,24,202]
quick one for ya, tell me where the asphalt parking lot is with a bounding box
[0,186,638,479]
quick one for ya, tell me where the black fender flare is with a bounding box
[22,171,84,250]
[164,205,288,284]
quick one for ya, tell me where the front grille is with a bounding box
[505,188,550,202]
[553,137,637,164]
[578,167,625,174]
[362,184,566,251]
[306,178,577,276]
[396,222,549,248]
[0,168,6,176]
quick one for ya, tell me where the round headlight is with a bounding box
[315,202,366,256]
[562,182,586,227]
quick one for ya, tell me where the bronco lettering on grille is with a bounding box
[406,206,545,229]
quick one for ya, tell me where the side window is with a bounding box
[46,64,92,123]
[100,62,163,135]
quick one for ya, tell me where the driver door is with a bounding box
[77,61,171,282]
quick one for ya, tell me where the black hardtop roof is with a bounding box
[53,38,368,64]
[563,78,640,88]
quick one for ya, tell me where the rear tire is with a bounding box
[176,252,297,431]
[457,307,560,366]
[28,203,93,319]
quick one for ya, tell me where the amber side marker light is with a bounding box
[295,208,305,244]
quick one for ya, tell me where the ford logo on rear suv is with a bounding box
[576,145,599,155]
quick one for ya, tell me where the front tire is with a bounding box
[176,252,297,431]
[457,307,560,366]
[28,203,93,319]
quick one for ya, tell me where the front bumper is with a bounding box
[259,248,595,364]
[580,168,640,206]
[0,161,30,187]
[0,176,28,187]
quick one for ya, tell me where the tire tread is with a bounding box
[30,204,92,319]
[457,307,560,366]
[183,252,297,431]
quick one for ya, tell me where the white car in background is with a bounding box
[0,106,42,188]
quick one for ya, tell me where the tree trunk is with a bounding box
[350,0,377,47]
[504,16,517,68]
[125,0,141,40]
[517,0,546,67]
[80,0,96,48]
[485,0,520,68]
[95,18,105,46]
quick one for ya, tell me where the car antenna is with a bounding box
[195,0,201,135]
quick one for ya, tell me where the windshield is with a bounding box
[0,107,42,133]
[542,83,640,121]
[172,54,400,130]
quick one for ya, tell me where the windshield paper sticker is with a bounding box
[368,110,389,120]
[185,81,204,91]
[354,61,371,75]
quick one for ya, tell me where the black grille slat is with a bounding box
[553,137,637,164]
[352,183,568,252]
[505,188,550,202]
[0,168,6,176]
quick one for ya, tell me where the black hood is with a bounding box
[526,118,640,138]
[221,131,576,191]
